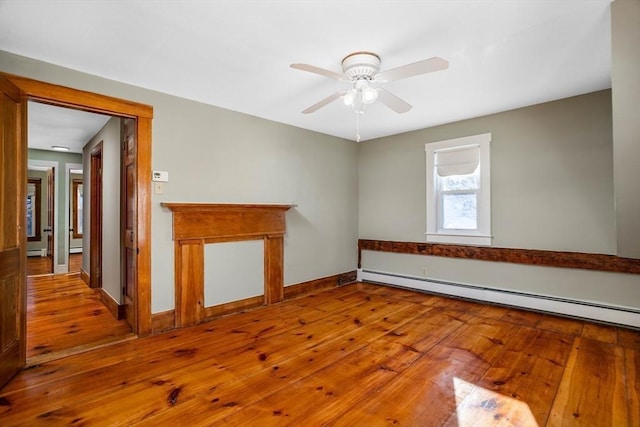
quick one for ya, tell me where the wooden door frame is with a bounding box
[89,142,103,289]
[2,72,153,337]
[46,167,55,274]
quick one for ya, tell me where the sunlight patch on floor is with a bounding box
[454,377,539,426]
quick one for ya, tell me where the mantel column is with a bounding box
[264,235,284,304]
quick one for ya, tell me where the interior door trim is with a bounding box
[27,159,58,272]
[2,72,154,337]
[90,142,103,289]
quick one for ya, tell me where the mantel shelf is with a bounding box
[161,202,295,212]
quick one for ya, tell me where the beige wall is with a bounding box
[612,0,640,259]
[1,50,359,313]
[359,90,639,309]
[360,91,615,253]
[82,117,122,304]
[3,11,635,313]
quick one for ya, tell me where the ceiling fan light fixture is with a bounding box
[342,90,356,106]
[361,86,378,104]
[292,51,449,141]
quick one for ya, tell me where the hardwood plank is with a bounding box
[3,288,416,425]
[140,302,433,425]
[332,342,491,425]
[68,253,82,273]
[443,378,541,427]
[220,343,414,425]
[538,314,584,336]
[25,255,52,276]
[450,327,574,425]
[331,317,519,425]
[547,337,628,426]
[582,322,618,344]
[4,303,319,394]
[25,275,131,360]
[1,281,636,426]
[3,288,365,394]
[28,254,84,277]
[367,284,454,307]
[501,308,542,328]
[618,327,640,350]
[474,303,511,320]
[1,307,330,422]
[625,348,640,427]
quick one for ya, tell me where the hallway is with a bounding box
[26,253,82,276]
[27,273,134,363]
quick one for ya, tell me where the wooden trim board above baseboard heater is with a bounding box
[358,269,640,329]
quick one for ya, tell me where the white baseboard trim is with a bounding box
[69,247,83,254]
[358,269,640,328]
[27,249,43,257]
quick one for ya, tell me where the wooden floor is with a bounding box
[26,253,82,276]
[26,273,133,363]
[1,281,638,426]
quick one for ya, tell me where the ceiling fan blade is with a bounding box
[377,88,412,114]
[375,57,449,82]
[302,91,347,114]
[290,63,347,81]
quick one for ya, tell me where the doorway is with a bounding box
[26,161,57,276]
[25,104,132,362]
[68,163,84,274]
[1,72,153,381]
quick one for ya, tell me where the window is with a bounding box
[426,133,491,245]
[27,178,42,242]
[72,179,83,238]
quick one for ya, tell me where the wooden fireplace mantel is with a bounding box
[162,203,294,328]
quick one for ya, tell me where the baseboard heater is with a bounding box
[358,269,640,329]
[27,249,47,257]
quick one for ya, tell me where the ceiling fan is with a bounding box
[291,51,449,115]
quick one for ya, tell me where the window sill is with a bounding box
[425,233,492,246]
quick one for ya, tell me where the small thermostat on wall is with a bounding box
[152,171,169,182]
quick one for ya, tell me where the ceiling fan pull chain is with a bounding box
[356,111,361,143]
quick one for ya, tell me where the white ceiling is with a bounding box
[0,0,612,142]
[28,101,111,153]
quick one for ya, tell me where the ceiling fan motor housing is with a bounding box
[342,52,381,80]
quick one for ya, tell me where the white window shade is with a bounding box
[436,145,479,177]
